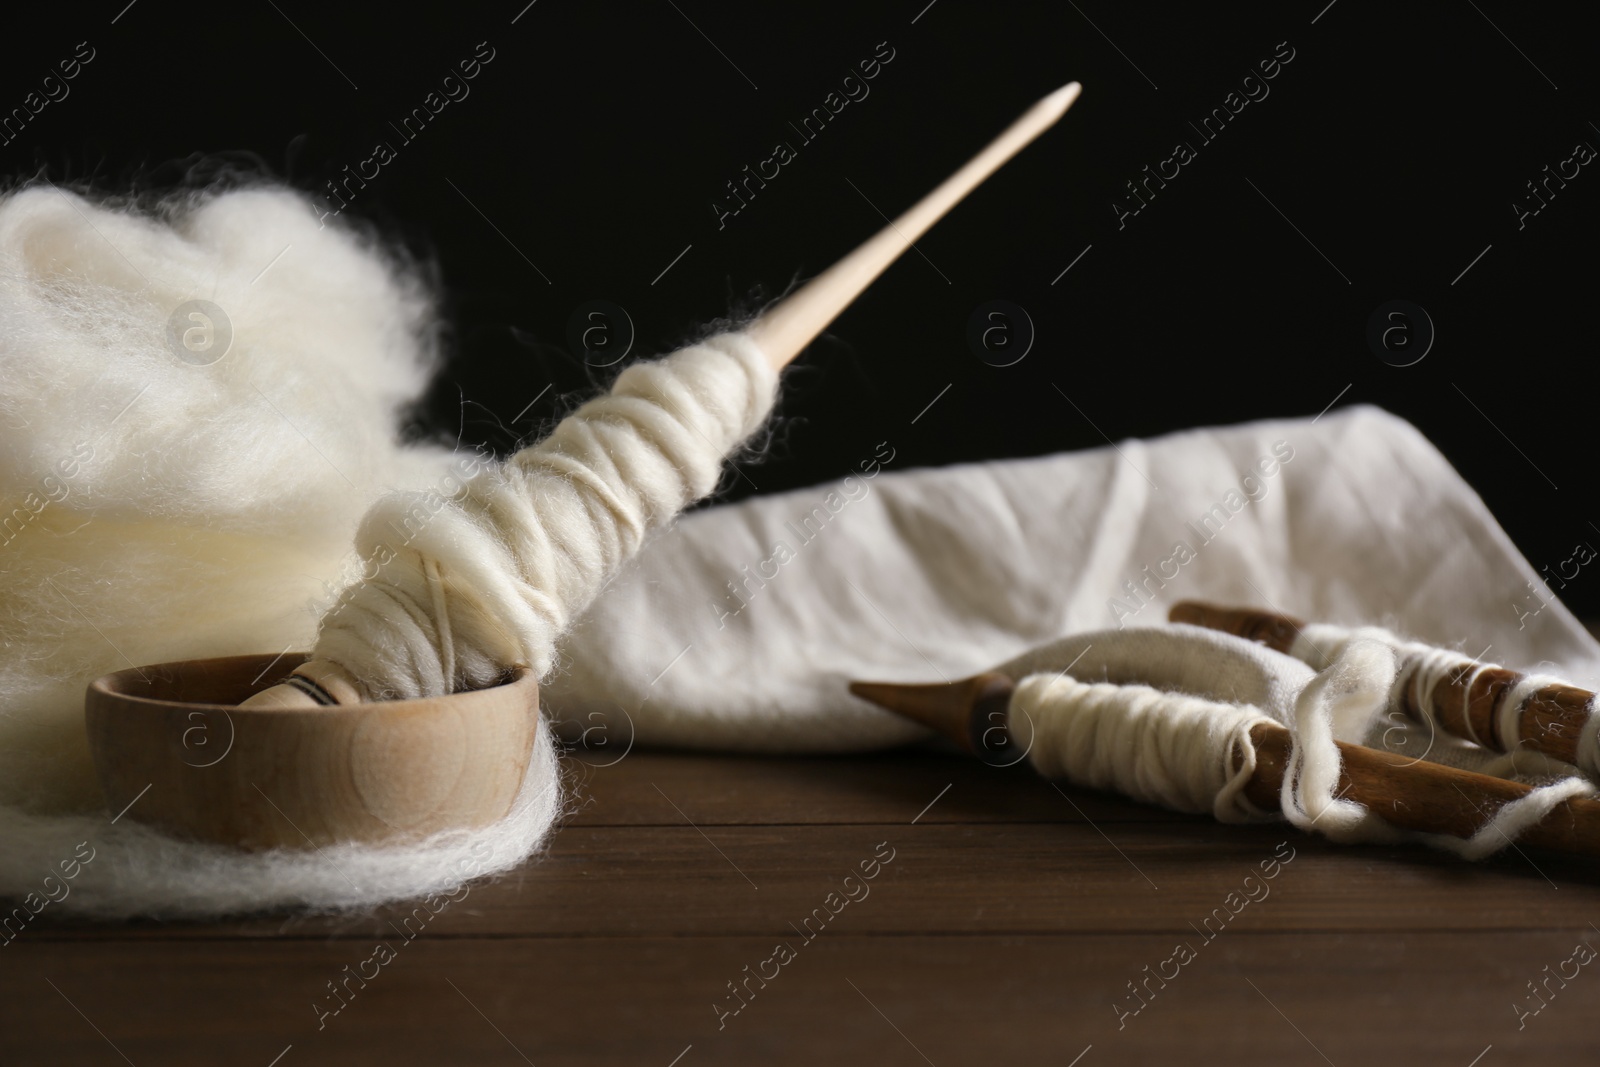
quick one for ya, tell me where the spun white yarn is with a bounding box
[1294,622,1600,781]
[1278,638,1402,840]
[313,332,779,699]
[1017,672,1276,823]
[1279,640,1597,858]
[1010,632,1594,858]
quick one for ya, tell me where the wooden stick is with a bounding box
[749,82,1081,369]
[850,673,1600,858]
[1170,600,1597,768]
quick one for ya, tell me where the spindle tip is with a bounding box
[747,78,1083,371]
[1034,81,1083,121]
[850,673,1019,765]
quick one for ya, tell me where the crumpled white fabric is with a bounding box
[544,405,1600,751]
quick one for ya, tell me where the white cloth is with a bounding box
[545,405,1600,750]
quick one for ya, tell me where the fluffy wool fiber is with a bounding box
[0,183,553,916]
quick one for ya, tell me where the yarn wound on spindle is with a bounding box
[1016,672,1276,823]
[1012,633,1598,859]
[1292,621,1600,782]
[312,331,779,700]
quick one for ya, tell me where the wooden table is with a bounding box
[6,746,1600,1064]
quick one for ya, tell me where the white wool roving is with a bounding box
[0,183,567,917]
[0,184,457,810]
[313,332,778,700]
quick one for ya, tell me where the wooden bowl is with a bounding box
[85,653,539,850]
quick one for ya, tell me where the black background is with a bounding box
[4,2,1595,610]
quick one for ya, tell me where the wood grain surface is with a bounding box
[7,746,1600,1065]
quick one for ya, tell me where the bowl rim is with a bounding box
[87,652,537,716]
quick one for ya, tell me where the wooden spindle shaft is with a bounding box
[852,671,1600,859]
[1244,722,1600,856]
[1167,600,1301,653]
[1170,600,1596,768]
[748,82,1080,369]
